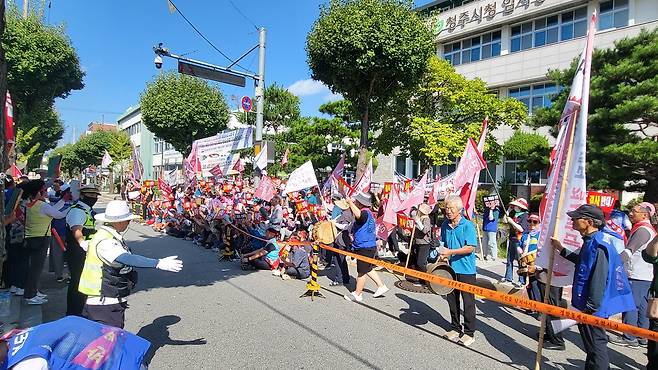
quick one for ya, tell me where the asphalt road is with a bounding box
[122,224,646,370]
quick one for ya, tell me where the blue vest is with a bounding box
[572,231,636,318]
[2,316,150,370]
[352,209,376,249]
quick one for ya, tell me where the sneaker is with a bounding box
[281,274,291,281]
[444,330,461,341]
[344,292,363,303]
[329,281,343,286]
[9,286,17,294]
[372,286,390,298]
[459,334,475,347]
[25,296,48,305]
[639,339,648,347]
[272,269,281,277]
[36,291,47,299]
[12,288,24,296]
[499,278,512,284]
[608,335,639,347]
[542,341,566,351]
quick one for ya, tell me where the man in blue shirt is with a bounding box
[482,199,501,261]
[440,195,478,347]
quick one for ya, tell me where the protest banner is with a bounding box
[191,127,253,177]
[586,191,617,215]
[284,161,318,194]
[483,194,500,208]
[254,176,276,202]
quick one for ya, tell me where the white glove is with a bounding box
[156,256,183,272]
[79,240,89,252]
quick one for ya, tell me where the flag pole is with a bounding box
[403,227,416,279]
[534,110,578,370]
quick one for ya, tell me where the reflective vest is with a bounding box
[2,316,150,370]
[78,228,136,298]
[25,200,52,237]
[572,231,636,318]
[624,220,657,281]
[66,202,97,248]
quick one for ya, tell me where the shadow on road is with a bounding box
[137,315,207,364]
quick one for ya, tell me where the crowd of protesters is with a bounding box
[3,170,658,369]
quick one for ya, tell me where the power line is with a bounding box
[228,0,259,30]
[167,0,250,72]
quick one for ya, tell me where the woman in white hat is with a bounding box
[78,200,183,328]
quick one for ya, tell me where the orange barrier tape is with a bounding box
[319,243,658,342]
[223,223,658,341]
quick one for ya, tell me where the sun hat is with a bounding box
[334,199,349,210]
[95,200,138,223]
[353,192,372,207]
[528,214,540,222]
[509,198,529,210]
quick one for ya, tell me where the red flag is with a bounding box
[10,165,22,178]
[5,91,14,145]
[209,164,224,177]
[254,175,276,202]
[398,171,429,212]
[281,148,289,167]
[455,138,486,219]
[158,177,172,197]
[232,158,245,173]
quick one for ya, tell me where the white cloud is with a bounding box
[287,78,330,97]
[324,92,343,102]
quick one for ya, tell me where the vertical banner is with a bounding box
[536,14,596,287]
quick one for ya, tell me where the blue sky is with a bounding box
[49,0,357,145]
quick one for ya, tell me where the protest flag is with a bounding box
[398,171,428,212]
[254,175,276,202]
[209,164,224,177]
[351,158,372,196]
[284,161,318,194]
[281,148,289,167]
[101,150,113,168]
[253,142,268,170]
[5,91,14,145]
[47,155,63,178]
[322,154,345,191]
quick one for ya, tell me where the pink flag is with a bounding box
[398,171,429,212]
[450,138,486,219]
[463,118,489,219]
[382,184,403,225]
[536,13,596,287]
[5,91,14,144]
[254,175,276,202]
[232,157,245,173]
[209,164,224,177]
[351,158,372,196]
[323,154,345,191]
[281,148,289,167]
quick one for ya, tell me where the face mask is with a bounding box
[81,196,98,208]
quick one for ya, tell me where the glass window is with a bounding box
[479,162,497,184]
[599,0,628,30]
[395,156,407,175]
[443,30,502,66]
[512,6,588,51]
[508,83,558,115]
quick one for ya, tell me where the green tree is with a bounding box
[532,29,658,201]
[306,0,434,176]
[140,71,230,156]
[107,131,132,164]
[378,57,527,166]
[3,6,83,168]
[244,83,301,133]
[502,131,550,172]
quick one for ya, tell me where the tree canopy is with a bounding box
[306,0,434,176]
[3,5,84,169]
[377,57,528,165]
[140,71,230,156]
[50,131,132,176]
[502,131,550,172]
[244,83,301,134]
[532,29,658,201]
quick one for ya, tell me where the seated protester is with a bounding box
[281,244,311,280]
[241,226,281,270]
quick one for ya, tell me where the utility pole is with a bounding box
[22,0,28,18]
[254,27,266,151]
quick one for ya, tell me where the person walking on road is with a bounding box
[551,204,636,370]
[79,200,183,329]
[343,192,389,303]
[482,199,501,261]
[440,195,478,347]
[66,185,101,316]
[610,202,657,347]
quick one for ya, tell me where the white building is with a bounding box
[374,0,658,199]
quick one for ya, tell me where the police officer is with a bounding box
[551,204,636,370]
[65,185,101,316]
[79,200,182,328]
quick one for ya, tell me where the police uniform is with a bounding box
[65,201,96,316]
[79,226,138,329]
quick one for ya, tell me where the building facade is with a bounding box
[374,0,658,200]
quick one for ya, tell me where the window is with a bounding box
[529,169,548,185]
[395,156,407,176]
[508,83,558,115]
[154,138,164,154]
[511,7,587,52]
[478,162,497,184]
[443,30,501,66]
[434,163,457,178]
[504,161,528,185]
[599,0,628,30]
[124,122,141,136]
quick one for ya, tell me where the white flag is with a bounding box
[536,13,596,287]
[253,142,268,170]
[101,150,113,168]
[284,161,318,194]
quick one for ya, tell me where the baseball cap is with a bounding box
[567,204,605,223]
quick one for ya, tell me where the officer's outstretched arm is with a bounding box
[115,253,183,272]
